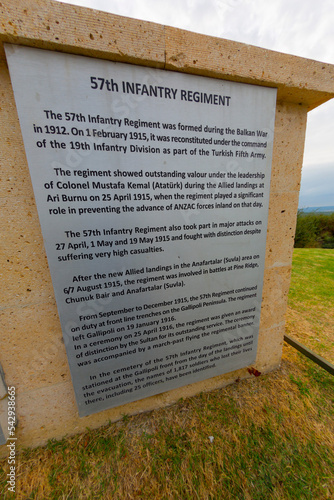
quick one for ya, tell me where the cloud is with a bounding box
[218,0,334,63]
[304,101,334,167]
[298,162,334,207]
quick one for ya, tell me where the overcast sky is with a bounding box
[58,0,334,207]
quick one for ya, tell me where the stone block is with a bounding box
[256,322,285,372]
[0,0,166,67]
[265,192,300,268]
[0,196,54,308]
[260,266,292,331]
[0,303,69,392]
[0,58,32,200]
[164,26,334,109]
[270,102,308,194]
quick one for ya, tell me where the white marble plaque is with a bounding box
[6,44,276,416]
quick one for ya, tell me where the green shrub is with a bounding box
[294,210,334,248]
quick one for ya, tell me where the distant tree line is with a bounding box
[294,210,334,248]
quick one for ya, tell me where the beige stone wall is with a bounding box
[0,0,333,454]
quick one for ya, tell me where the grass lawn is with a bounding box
[286,249,334,363]
[1,249,333,499]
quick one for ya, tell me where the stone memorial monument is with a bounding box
[0,0,333,452]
